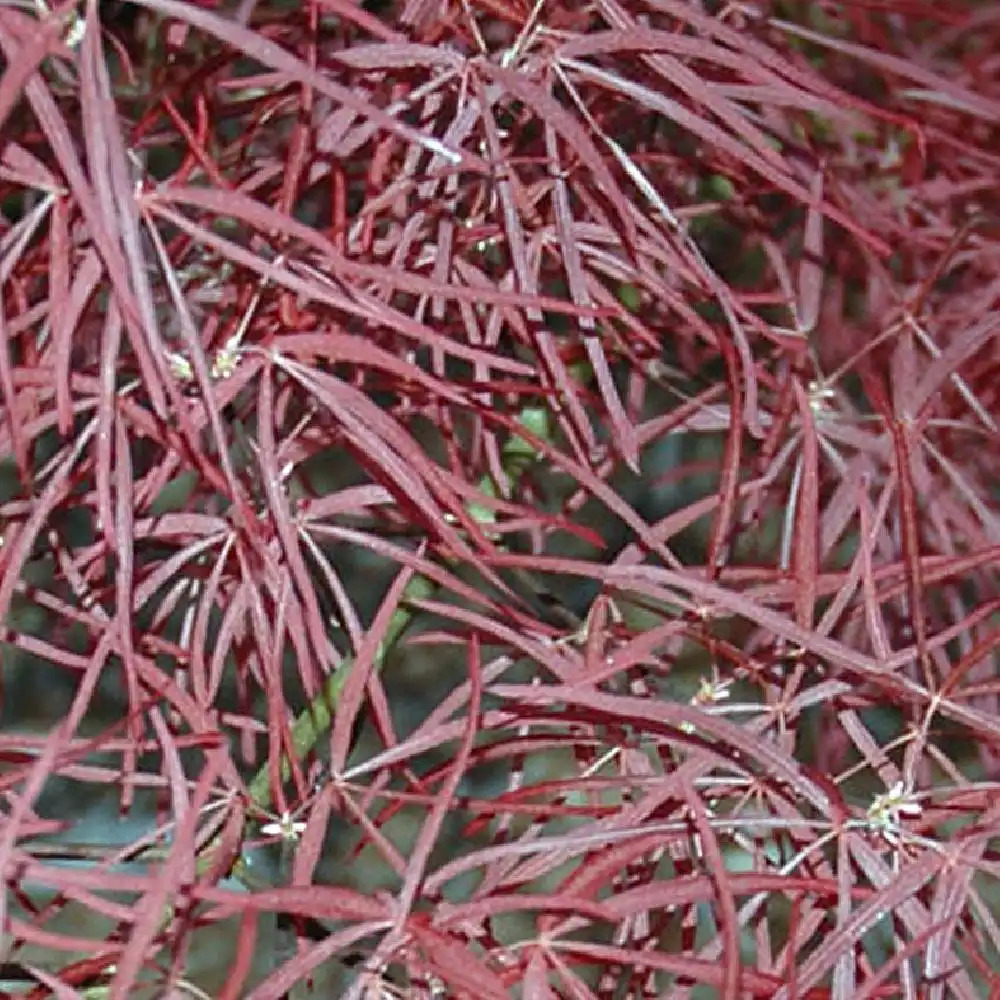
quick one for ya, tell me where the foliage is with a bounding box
[0,0,998,996]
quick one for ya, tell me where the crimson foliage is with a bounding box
[0,1,998,997]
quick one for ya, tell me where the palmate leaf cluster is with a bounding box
[0,0,998,997]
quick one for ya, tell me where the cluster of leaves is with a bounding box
[0,0,998,996]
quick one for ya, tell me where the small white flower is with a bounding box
[260,811,307,842]
[691,675,732,707]
[63,13,85,47]
[807,380,837,418]
[31,0,86,48]
[681,672,732,734]
[867,781,922,845]
[167,351,194,382]
[211,338,241,379]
